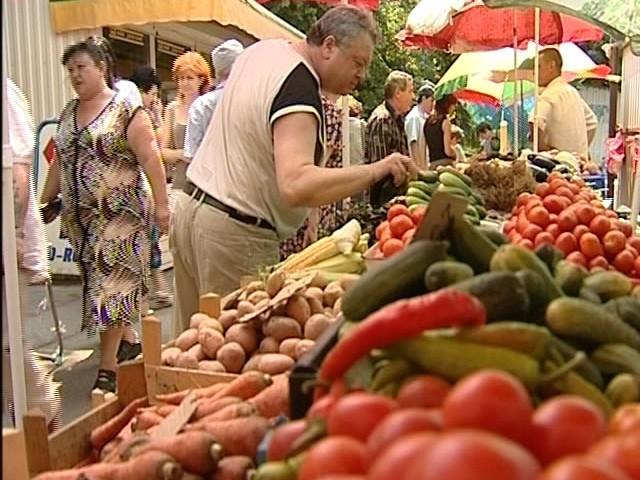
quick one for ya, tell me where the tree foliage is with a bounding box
[264,0,456,116]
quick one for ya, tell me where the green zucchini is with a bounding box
[603,297,640,331]
[451,217,497,273]
[341,240,449,321]
[424,261,474,291]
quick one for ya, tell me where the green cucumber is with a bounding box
[407,196,428,207]
[424,261,474,291]
[438,185,469,198]
[417,170,439,183]
[408,181,438,195]
[341,240,449,321]
[438,166,473,186]
[440,172,472,194]
[407,187,430,202]
[451,217,497,273]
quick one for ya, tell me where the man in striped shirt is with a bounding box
[365,70,414,207]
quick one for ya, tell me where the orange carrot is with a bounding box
[155,382,227,404]
[194,416,270,457]
[138,404,177,417]
[102,433,151,463]
[192,396,242,421]
[214,455,255,480]
[189,402,256,426]
[32,450,182,480]
[210,371,273,402]
[132,411,164,432]
[126,431,223,476]
[90,396,148,451]
[248,373,290,418]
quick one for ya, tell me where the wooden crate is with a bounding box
[3,428,30,480]
[142,292,237,404]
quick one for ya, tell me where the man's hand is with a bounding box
[372,153,418,187]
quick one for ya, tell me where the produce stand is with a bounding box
[2,428,30,480]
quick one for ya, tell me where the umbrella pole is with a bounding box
[532,7,541,153]
[2,57,28,429]
[341,0,350,171]
[513,10,519,155]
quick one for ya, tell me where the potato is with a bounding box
[237,301,256,317]
[160,347,182,366]
[266,271,286,297]
[242,354,263,373]
[225,324,258,355]
[188,343,206,361]
[198,360,226,373]
[259,336,280,354]
[332,297,342,317]
[248,290,270,305]
[216,342,246,374]
[255,298,271,311]
[245,280,266,295]
[306,296,324,315]
[198,317,224,333]
[175,352,200,369]
[323,283,344,308]
[309,271,329,289]
[198,327,225,359]
[264,316,302,342]
[339,274,361,292]
[303,287,324,304]
[218,309,239,330]
[324,307,334,317]
[304,313,332,340]
[190,312,211,329]
[175,328,199,351]
[258,354,295,375]
[272,301,287,316]
[295,339,316,360]
[279,338,301,359]
[285,295,311,327]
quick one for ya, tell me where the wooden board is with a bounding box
[3,429,31,480]
[145,365,235,400]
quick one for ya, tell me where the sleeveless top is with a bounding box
[166,100,187,189]
[424,116,453,162]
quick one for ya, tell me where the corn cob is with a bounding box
[306,252,364,274]
[276,236,338,273]
[331,219,361,255]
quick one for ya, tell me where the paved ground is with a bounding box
[3,270,175,428]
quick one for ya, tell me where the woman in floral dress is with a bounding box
[41,39,169,392]
[279,94,343,259]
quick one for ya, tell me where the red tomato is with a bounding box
[504,219,517,234]
[443,370,534,445]
[516,192,533,207]
[405,430,541,480]
[387,204,410,221]
[519,239,534,249]
[602,230,627,259]
[522,224,543,241]
[566,251,588,268]
[528,206,551,228]
[540,456,632,480]
[588,433,640,479]
[307,394,337,420]
[627,246,639,258]
[613,250,635,275]
[627,236,640,253]
[389,215,414,238]
[609,404,640,435]
[511,232,523,244]
[635,256,640,276]
[396,375,451,410]
[298,436,366,480]
[580,233,604,259]
[530,395,607,466]
[548,171,564,182]
[546,223,561,238]
[375,221,389,240]
[382,238,404,258]
[555,232,578,257]
[268,419,308,461]
[568,182,582,195]
[410,206,427,226]
[525,196,544,212]
[557,210,578,232]
[378,228,392,248]
[366,408,442,460]
[327,393,396,441]
[535,232,556,248]
[589,215,612,239]
[550,179,568,192]
[368,432,440,480]
[573,224,590,241]
[572,177,586,187]
[618,220,633,238]
[589,256,609,271]
[535,182,552,197]
[401,228,416,246]
[555,186,575,201]
[575,205,597,225]
[604,209,619,219]
[543,195,564,215]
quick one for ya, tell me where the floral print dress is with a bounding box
[55,97,151,333]
[279,96,343,260]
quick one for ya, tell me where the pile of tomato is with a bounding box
[374,204,427,258]
[267,370,640,480]
[504,173,640,277]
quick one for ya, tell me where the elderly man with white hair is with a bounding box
[183,39,245,160]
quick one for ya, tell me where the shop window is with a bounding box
[103,27,149,79]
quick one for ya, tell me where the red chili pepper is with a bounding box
[315,289,486,399]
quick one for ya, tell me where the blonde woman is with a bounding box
[161,51,212,196]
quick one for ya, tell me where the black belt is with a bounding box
[184,181,276,232]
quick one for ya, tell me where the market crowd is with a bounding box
[6,4,598,413]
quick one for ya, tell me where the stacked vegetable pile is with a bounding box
[405,167,488,224]
[33,371,290,480]
[164,271,357,375]
[253,214,640,478]
[372,204,426,258]
[504,172,640,277]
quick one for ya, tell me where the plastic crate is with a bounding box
[583,174,607,191]
[289,316,345,419]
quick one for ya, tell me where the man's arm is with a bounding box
[582,98,598,145]
[530,97,552,151]
[184,100,204,160]
[274,112,415,208]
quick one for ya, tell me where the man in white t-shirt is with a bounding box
[172,6,417,334]
[530,48,598,160]
[404,83,434,170]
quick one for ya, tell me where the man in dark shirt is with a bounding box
[365,70,414,207]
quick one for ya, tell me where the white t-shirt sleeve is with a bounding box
[404,112,421,145]
[7,80,35,163]
[184,100,201,159]
[532,96,553,132]
[582,98,598,133]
